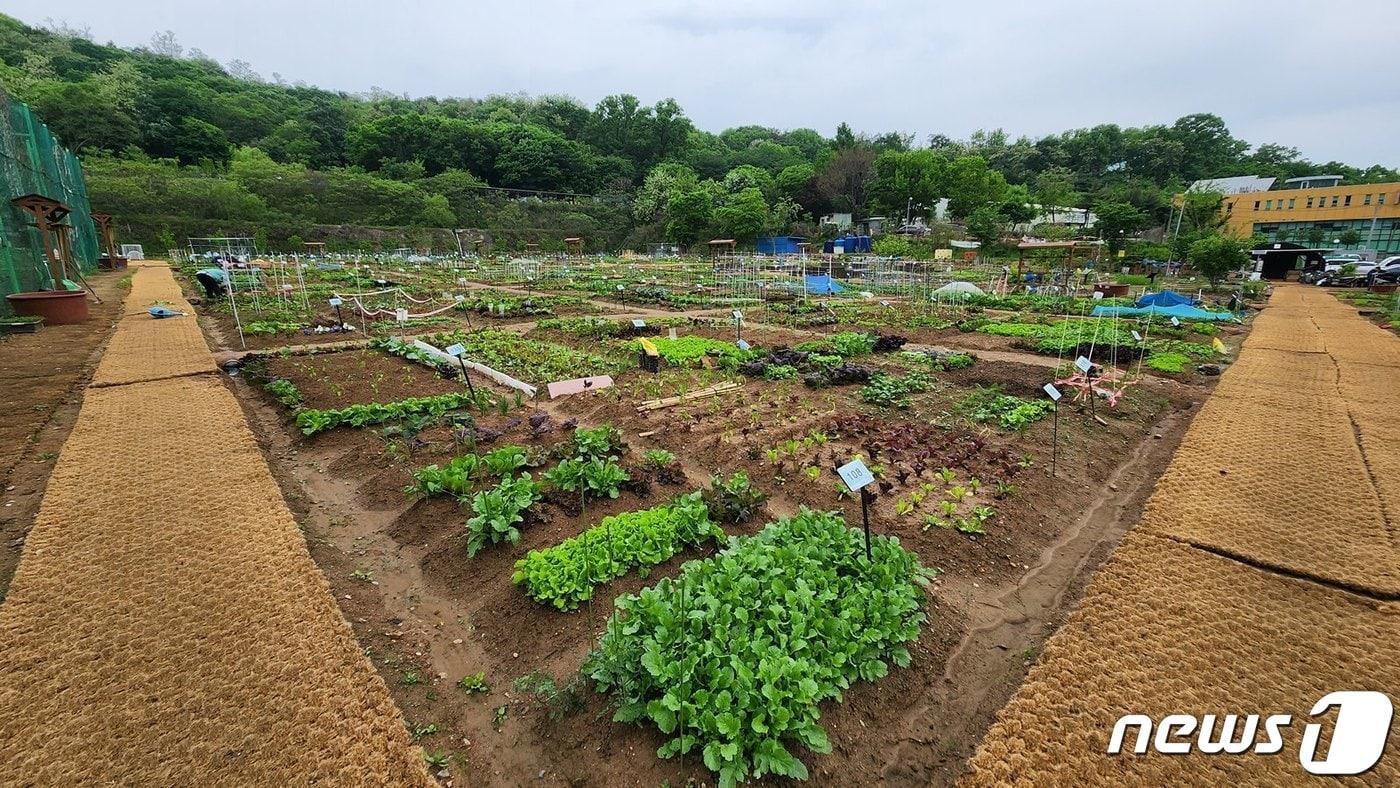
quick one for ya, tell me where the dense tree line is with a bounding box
[1,13,1394,252]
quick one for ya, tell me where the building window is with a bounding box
[1332,196,1340,207]
[1381,193,1388,205]
[1265,200,1273,210]
[1364,194,1373,205]
[1288,198,1296,209]
[1344,195,1352,207]
[1307,197,1314,208]
[1254,200,1260,211]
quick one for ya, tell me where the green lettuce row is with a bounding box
[585,508,933,787]
[294,392,483,435]
[512,492,722,611]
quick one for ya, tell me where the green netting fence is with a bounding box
[0,88,99,315]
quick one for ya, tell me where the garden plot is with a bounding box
[221,291,1216,786]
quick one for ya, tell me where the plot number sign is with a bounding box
[1132,330,1143,342]
[1171,316,1181,327]
[1093,291,1104,300]
[445,343,466,357]
[732,310,744,322]
[631,319,647,329]
[736,339,752,351]
[1043,383,1062,402]
[328,297,343,307]
[837,459,875,492]
[1075,355,1092,373]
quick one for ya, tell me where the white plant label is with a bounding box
[1043,383,1062,402]
[1093,291,1104,300]
[732,310,744,322]
[395,308,409,323]
[632,319,647,329]
[445,343,466,357]
[1075,356,1092,373]
[1132,330,1143,342]
[736,339,751,351]
[668,328,678,340]
[837,459,875,492]
[328,297,343,307]
[1171,316,1181,327]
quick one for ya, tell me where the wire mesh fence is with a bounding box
[0,89,99,314]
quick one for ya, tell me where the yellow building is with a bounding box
[1216,176,1400,254]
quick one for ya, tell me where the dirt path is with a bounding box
[965,284,1400,784]
[0,271,126,599]
[0,265,431,784]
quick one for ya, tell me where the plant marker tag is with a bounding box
[396,308,409,323]
[1043,383,1062,402]
[837,458,875,492]
[1093,291,1104,300]
[1075,355,1092,373]
[732,310,743,322]
[328,297,343,307]
[616,284,624,291]
[632,319,647,329]
[668,327,678,340]
[1132,330,1143,342]
[282,283,292,291]
[445,343,466,357]
[737,339,751,351]
[1171,316,1181,327]
[455,294,465,302]
[457,277,467,286]
[879,299,890,307]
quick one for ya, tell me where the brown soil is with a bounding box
[232,332,1208,784]
[0,271,125,599]
[257,348,465,409]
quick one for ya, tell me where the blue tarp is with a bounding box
[805,274,845,295]
[822,235,872,254]
[756,236,805,255]
[1091,304,1234,321]
[1136,290,1197,308]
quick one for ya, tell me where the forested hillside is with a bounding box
[2,13,1395,253]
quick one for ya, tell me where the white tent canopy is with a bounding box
[932,281,986,296]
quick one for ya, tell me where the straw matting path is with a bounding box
[0,265,430,784]
[966,285,1400,785]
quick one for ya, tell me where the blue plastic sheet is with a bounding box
[1135,290,1197,308]
[1091,303,1234,321]
[804,275,845,294]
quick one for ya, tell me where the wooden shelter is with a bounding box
[707,239,737,258]
[564,237,584,256]
[11,194,71,286]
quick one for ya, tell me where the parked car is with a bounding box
[1317,256,1400,286]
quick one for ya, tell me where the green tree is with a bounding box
[1339,229,1361,247]
[168,117,232,165]
[417,193,456,227]
[722,165,774,197]
[711,188,768,243]
[1034,167,1080,223]
[869,149,946,216]
[965,205,1007,251]
[1092,200,1148,254]
[944,156,1008,219]
[665,189,713,247]
[1000,184,1035,225]
[1305,226,1326,246]
[632,163,699,223]
[1187,234,1250,287]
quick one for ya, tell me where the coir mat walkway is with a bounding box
[0,265,431,784]
[965,285,1400,785]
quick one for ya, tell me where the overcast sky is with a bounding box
[7,1,1397,167]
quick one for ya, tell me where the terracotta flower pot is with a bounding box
[6,290,89,324]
